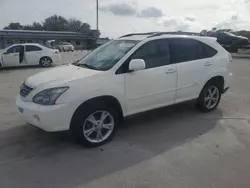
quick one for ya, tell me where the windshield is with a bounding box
[77,40,138,71]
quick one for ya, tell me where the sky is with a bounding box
[0,0,249,38]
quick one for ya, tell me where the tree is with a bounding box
[22,25,34,30]
[80,23,91,32]
[32,22,43,30]
[4,22,23,30]
[2,15,100,37]
[43,15,68,31]
[67,19,82,32]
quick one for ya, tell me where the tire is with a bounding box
[71,103,119,147]
[39,57,52,67]
[197,83,221,112]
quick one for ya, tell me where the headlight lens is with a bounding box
[33,87,69,105]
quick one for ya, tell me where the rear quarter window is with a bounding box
[197,41,218,59]
[170,38,217,63]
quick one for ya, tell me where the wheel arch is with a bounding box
[70,95,124,130]
[201,76,225,94]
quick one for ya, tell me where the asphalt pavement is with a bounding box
[0,55,250,188]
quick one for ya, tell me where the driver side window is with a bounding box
[131,39,171,69]
[6,45,23,54]
[116,39,171,74]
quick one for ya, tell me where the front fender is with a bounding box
[56,74,126,115]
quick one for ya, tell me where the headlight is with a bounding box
[33,87,69,105]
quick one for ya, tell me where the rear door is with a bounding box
[25,45,43,65]
[123,39,177,114]
[171,38,217,103]
[2,45,23,67]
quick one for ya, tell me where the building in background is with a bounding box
[97,37,110,46]
[0,30,98,50]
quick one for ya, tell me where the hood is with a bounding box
[26,64,103,87]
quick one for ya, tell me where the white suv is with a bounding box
[16,33,232,147]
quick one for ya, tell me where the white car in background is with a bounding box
[58,42,74,52]
[0,43,61,68]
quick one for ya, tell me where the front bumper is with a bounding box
[16,95,76,132]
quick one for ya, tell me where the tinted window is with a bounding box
[26,45,42,52]
[171,38,217,63]
[6,45,23,54]
[197,42,217,59]
[131,39,171,69]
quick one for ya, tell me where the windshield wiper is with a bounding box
[74,63,100,70]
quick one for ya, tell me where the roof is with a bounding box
[0,29,90,35]
[117,35,152,41]
[0,29,98,39]
[10,43,40,45]
[118,32,216,41]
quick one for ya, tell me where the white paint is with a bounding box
[16,34,232,132]
[0,43,61,67]
[58,42,75,52]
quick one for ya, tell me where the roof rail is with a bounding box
[119,31,202,39]
[119,32,158,38]
[147,32,201,38]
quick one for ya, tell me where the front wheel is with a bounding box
[198,84,221,112]
[71,106,118,147]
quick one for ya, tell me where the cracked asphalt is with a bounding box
[0,54,250,188]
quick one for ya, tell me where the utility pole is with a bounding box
[96,0,99,31]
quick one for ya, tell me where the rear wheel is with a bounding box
[198,83,221,112]
[40,57,52,67]
[71,104,118,147]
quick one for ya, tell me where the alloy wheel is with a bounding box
[204,86,219,109]
[83,110,115,144]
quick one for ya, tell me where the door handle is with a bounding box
[166,69,176,74]
[204,62,212,66]
[13,54,18,56]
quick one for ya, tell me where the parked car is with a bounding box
[0,43,61,68]
[58,42,74,52]
[208,32,249,52]
[16,33,232,147]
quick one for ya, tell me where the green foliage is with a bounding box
[43,15,68,31]
[4,22,23,30]
[3,15,99,37]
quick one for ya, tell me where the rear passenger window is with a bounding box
[171,39,197,63]
[171,38,217,63]
[26,45,42,52]
[131,39,171,69]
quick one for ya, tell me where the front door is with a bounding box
[2,45,23,67]
[124,39,177,115]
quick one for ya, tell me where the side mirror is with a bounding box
[129,59,146,72]
[3,51,8,55]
